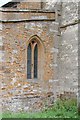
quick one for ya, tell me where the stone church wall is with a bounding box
[0,0,79,113]
[45,0,78,97]
[2,21,56,81]
[58,2,78,96]
[0,1,60,112]
[1,20,57,112]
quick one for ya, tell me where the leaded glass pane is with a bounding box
[34,44,38,78]
[27,44,32,79]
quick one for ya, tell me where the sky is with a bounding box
[0,0,11,7]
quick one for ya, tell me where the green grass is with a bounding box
[2,98,80,118]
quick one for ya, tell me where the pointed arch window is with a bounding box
[27,41,38,79]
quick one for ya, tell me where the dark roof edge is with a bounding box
[1,1,20,8]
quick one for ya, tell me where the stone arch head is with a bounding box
[27,35,45,53]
